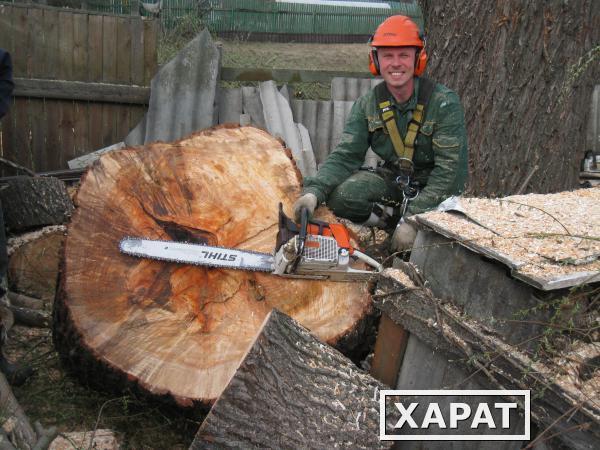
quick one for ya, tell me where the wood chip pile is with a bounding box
[413,187,600,288]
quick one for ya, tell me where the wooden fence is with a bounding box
[0,2,158,173]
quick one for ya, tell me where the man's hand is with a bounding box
[293,193,318,221]
[390,220,417,253]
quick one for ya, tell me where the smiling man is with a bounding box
[293,15,468,254]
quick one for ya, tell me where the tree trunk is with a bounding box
[53,125,374,410]
[421,0,600,196]
[192,309,388,449]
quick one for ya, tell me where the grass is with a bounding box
[7,326,198,449]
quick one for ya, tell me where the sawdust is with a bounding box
[415,188,600,280]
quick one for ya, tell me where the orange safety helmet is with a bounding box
[368,15,427,77]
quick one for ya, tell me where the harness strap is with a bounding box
[376,78,435,172]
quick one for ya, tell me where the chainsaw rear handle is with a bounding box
[351,250,383,273]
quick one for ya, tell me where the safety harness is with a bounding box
[375,77,435,216]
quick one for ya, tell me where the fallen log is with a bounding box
[6,292,45,310]
[53,125,374,410]
[0,177,73,232]
[8,306,50,328]
[192,309,388,449]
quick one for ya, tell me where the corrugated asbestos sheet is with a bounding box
[331,77,382,101]
[217,76,386,173]
[216,82,317,177]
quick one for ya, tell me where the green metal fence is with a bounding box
[81,0,423,40]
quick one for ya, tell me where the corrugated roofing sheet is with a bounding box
[331,77,381,101]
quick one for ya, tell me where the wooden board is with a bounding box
[411,189,600,290]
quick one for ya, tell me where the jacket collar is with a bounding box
[385,77,420,113]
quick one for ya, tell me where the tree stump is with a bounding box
[53,125,373,410]
[192,309,388,449]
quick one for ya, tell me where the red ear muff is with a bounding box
[414,47,428,76]
[369,48,380,76]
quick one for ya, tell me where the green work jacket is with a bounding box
[303,77,469,216]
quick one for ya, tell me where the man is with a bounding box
[293,15,468,253]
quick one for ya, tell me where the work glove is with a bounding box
[390,219,417,253]
[293,193,318,222]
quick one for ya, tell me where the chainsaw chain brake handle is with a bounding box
[274,203,355,254]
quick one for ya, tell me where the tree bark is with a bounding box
[53,125,374,410]
[192,309,388,449]
[0,177,73,232]
[421,0,600,196]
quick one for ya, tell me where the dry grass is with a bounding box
[5,326,198,448]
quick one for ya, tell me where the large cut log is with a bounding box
[53,125,373,410]
[0,177,73,232]
[192,309,388,449]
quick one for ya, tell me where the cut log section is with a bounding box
[0,176,73,232]
[192,309,388,449]
[8,228,65,301]
[53,125,373,409]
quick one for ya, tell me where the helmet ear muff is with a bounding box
[414,47,428,76]
[369,48,380,76]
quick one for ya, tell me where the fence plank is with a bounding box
[59,100,75,162]
[73,11,88,80]
[28,7,44,78]
[102,15,118,83]
[88,103,103,152]
[88,14,103,82]
[130,17,144,85]
[58,10,74,80]
[30,98,46,171]
[116,16,132,84]
[43,8,59,79]
[0,4,14,56]
[12,6,28,77]
[57,11,75,165]
[101,103,117,148]
[72,97,89,159]
[116,103,131,144]
[143,19,157,85]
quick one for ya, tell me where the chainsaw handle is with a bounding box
[290,207,308,273]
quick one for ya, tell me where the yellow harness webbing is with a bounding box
[379,100,425,171]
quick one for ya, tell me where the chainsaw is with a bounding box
[119,204,382,282]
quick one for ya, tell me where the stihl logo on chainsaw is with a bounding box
[200,250,237,262]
